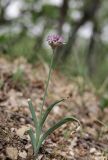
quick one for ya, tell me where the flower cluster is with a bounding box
[47,34,64,49]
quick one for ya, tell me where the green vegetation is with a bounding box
[12,68,28,88]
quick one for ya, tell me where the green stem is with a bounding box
[35,49,54,150]
[40,49,55,118]
[35,125,41,148]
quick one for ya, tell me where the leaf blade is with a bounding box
[40,99,64,127]
[28,99,38,130]
[28,128,36,153]
[37,116,80,150]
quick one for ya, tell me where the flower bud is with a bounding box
[47,34,64,49]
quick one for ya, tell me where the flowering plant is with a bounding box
[27,34,80,158]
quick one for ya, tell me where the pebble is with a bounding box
[90,148,96,154]
[19,150,27,158]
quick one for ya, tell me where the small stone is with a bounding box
[20,118,25,123]
[6,147,18,160]
[90,148,96,154]
[38,155,44,160]
[11,128,16,132]
[25,144,32,149]
[16,126,29,137]
[19,150,27,158]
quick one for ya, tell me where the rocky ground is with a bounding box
[0,58,108,160]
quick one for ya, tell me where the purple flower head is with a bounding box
[47,34,64,49]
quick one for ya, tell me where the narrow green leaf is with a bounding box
[28,128,36,153]
[40,99,64,127]
[28,99,38,130]
[37,116,80,150]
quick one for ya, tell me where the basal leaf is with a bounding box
[37,116,80,150]
[28,99,38,131]
[28,128,36,153]
[40,99,64,127]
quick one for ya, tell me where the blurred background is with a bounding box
[0,0,108,89]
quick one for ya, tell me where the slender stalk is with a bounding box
[35,49,55,150]
[40,49,55,118]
